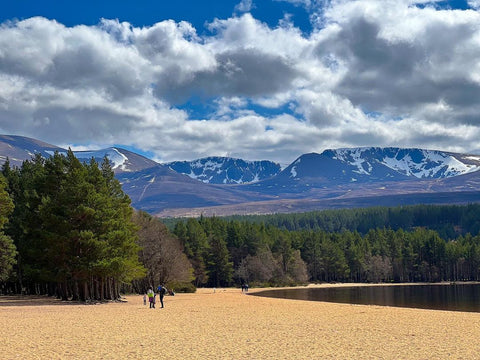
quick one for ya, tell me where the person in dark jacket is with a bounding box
[157,285,167,308]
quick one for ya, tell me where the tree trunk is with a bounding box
[100,277,105,301]
[72,280,79,301]
[60,281,68,301]
[83,281,89,302]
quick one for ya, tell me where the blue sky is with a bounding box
[1,0,480,164]
[1,1,312,32]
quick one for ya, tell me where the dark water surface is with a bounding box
[251,283,480,312]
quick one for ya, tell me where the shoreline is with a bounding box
[1,285,480,359]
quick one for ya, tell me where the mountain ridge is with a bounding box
[166,156,281,184]
[2,134,480,216]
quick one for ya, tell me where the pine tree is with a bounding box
[0,173,15,282]
[207,234,233,287]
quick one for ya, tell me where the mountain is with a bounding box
[197,147,480,217]
[0,134,64,167]
[165,157,281,184]
[327,147,480,179]
[72,150,275,212]
[0,135,159,173]
[284,147,480,183]
[2,135,480,217]
[243,147,480,196]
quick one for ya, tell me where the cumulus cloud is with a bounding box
[1,1,480,165]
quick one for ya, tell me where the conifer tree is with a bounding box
[0,173,15,282]
[207,233,233,287]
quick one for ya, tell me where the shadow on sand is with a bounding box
[0,295,85,307]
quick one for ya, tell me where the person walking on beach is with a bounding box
[143,293,147,305]
[147,287,154,308]
[157,284,167,308]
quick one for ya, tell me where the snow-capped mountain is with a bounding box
[327,147,480,179]
[283,147,480,184]
[166,157,281,184]
[73,148,158,173]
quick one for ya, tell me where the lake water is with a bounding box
[251,283,480,312]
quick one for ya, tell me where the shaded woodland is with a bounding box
[0,151,195,300]
[0,151,146,300]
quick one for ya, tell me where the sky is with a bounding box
[1,0,480,165]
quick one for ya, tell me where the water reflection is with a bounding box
[252,284,480,312]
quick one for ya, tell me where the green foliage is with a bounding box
[206,233,233,287]
[173,204,480,285]
[225,204,480,237]
[0,172,15,281]
[0,233,16,282]
[166,280,196,293]
[1,151,145,299]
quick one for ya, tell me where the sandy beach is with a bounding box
[1,285,480,359]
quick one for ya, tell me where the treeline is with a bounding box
[172,215,480,286]
[172,217,308,287]
[0,151,194,300]
[223,204,480,238]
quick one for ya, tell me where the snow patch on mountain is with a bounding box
[74,148,130,171]
[332,148,373,175]
[290,166,297,178]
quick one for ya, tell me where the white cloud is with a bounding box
[235,0,254,13]
[469,1,480,10]
[1,2,480,164]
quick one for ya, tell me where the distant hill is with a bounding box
[282,147,480,184]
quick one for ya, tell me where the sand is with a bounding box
[1,285,480,359]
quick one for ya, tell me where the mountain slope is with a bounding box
[0,134,64,167]
[116,165,272,213]
[166,157,281,184]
